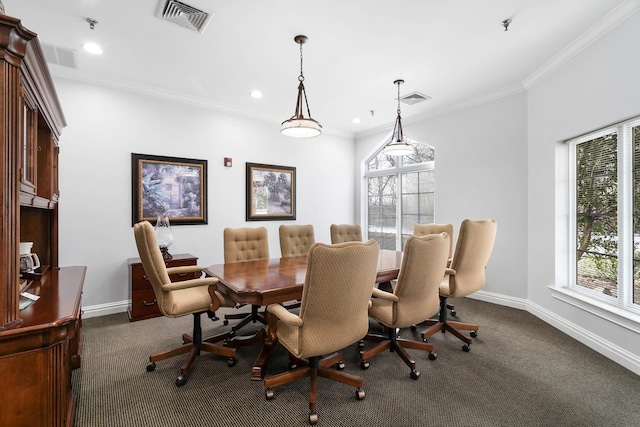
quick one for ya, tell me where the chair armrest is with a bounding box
[267,303,303,326]
[444,267,456,276]
[371,287,398,302]
[160,276,218,292]
[166,265,203,276]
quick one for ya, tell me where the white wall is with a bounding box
[527,10,640,372]
[355,93,529,302]
[54,79,356,314]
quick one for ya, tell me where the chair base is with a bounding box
[264,353,364,424]
[147,312,237,386]
[223,304,266,334]
[420,297,478,350]
[360,327,435,379]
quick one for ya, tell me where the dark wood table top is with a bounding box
[204,249,403,306]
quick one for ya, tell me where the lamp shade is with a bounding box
[383,140,414,156]
[281,118,322,138]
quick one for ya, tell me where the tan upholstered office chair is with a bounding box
[413,222,456,316]
[330,223,363,244]
[133,221,236,386]
[359,233,450,380]
[279,224,315,257]
[263,240,380,425]
[420,219,497,351]
[222,226,270,334]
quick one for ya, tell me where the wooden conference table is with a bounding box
[204,249,403,380]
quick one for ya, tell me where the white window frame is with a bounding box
[554,116,640,332]
[363,138,435,251]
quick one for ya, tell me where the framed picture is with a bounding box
[131,153,207,225]
[246,162,296,221]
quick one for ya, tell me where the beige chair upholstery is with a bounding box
[330,223,363,244]
[222,227,270,334]
[223,226,270,262]
[359,233,450,380]
[420,219,497,351]
[133,221,236,386]
[263,239,380,425]
[279,224,315,257]
[413,222,456,315]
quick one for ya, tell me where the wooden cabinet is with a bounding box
[0,13,81,427]
[128,253,199,321]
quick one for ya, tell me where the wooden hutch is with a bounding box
[0,12,85,427]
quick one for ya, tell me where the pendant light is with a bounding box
[382,79,414,156]
[281,35,322,138]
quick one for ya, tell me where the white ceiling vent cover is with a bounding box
[155,0,213,33]
[41,43,78,69]
[400,91,431,105]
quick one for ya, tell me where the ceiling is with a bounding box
[2,0,636,137]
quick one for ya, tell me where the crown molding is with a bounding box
[523,0,640,89]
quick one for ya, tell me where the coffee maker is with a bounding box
[19,241,40,273]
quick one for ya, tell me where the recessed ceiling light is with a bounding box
[352,118,361,124]
[82,42,103,55]
[250,90,263,98]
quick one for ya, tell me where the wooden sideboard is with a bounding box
[0,267,85,427]
[128,253,199,321]
[0,12,83,427]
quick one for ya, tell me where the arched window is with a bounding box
[364,138,435,250]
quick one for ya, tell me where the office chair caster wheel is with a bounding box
[356,388,365,400]
[422,337,429,343]
[470,331,477,338]
[227,357,237,367]
[462,344,470,352]
[360,360,370,370]
[357,339,364,349]
[146,362,156,372]
[410,370,420,380]
[450,310,456,317]
[265,388,274,400]
[223,319,229,326]
[309,411,318,425]
[337,360,345,370]
[410,325,417,330]
[428,352,437,361]
[175,375,187,387]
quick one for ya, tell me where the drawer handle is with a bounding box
[143,299,157,306]
[176,272,188,277]
[142,275,149,281]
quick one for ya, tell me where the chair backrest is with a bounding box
[223,227,270,263]
[279,224,315,257]
[296,239,380,358]
[448,219,497,298]
[330,223,363,244]
[133,221,172,315]
[392,233,450,327]
[413,223,454,259]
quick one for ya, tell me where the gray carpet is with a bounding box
[73,298,640,426]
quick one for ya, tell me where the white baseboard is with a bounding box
[82,300,129,319]
[468,289,528,310]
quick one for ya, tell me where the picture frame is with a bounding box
[246,162,296,221]
[131,153,207,225]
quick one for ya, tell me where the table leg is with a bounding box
[250,310,279,381]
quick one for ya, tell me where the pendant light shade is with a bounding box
[382,79,413,156]
[281,35,322,138]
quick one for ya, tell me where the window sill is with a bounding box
[549,285,640,333]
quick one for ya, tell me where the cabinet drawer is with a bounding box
[130,289,160,319]
[130,259,199,291]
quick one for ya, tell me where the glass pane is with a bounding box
[403,141,435,165]
[633,125,640,306]
[418,170,435,193]
[576,133,618,297]
[367,175,396,250]
[367,151,397,171]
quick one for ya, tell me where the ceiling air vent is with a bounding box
[400,91,431,105]
[155,0,213,34]
[41,43,78,69]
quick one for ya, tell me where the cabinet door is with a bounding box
[20,86,37,195]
